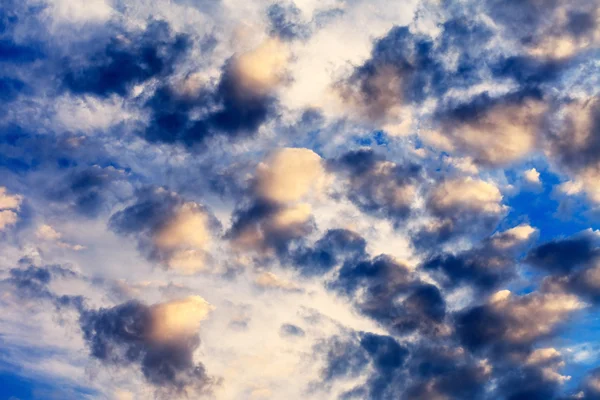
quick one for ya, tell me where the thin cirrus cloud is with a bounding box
[0,0,600,399]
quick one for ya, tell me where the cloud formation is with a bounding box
[2,0,600,398]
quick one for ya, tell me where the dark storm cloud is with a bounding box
[291,228,367,276]
[423,227,537,291]
[455,290,581,354]
[79,301,214,394]
[423,248,514,292]
[142,57,277,148]
[521,231,600,303]
[267,2,311,41]
[403,344,490,400]
[319,331,408,399]
[61,20,190,98]
[328,149,423,224]
[526,231,599,274]
[46,165,127,217]
[330,255,446,335]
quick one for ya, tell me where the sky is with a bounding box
[0,0,600,399]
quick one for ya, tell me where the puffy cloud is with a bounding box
[428,93,548,166]
[228,148,327,254]
[79,296,216,394]
[328,149,422,224]
[148,296,214,342]
[490,224,538,251]
[334,26,433,133]
[524,168,542,186]
[109,187,220,273]
[228,198,314,254]
[456,289,585,350]
[525,348,570,384]
[528,231,600,304]
[404,346,491,400]
[428,177,504,215]
[416,177,507,247]
[230,38,290,96]
[256,148,326,203]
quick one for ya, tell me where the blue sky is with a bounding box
[1,0,600,399]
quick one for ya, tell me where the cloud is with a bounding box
[228,148,327,254]
[403,345,491,400]
[79,296,216,395]
[485,0,600,60]
[144,38,289,148]
[0,186,22,231]
[545,96,600,205]
[427,92,548,166]
[109,187,220,273]
[45,165,128,218]
[1,263,84,310]
[524,168,542,186]
[328,149,422,224]
[267,2,311,41]
[331,255,447,335]
[528,231,600,304]
[291,228,367,276]
[415,176,507,247]
[526,230,599,274]
[61,20,189,98]
[256,148,326,203]
[423,224,538,291]
[253,271,300,291]
[318,331,409,399]
[456,289,585,351]
[279,323,305,337]
[333,26,434,133]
